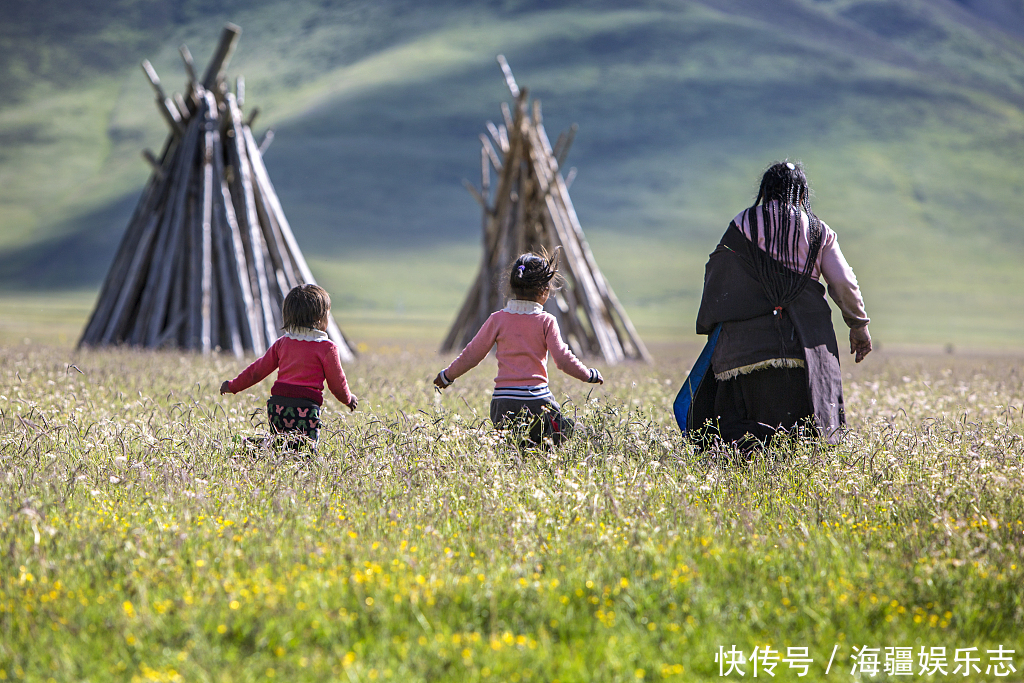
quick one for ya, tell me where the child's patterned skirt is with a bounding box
[267,396,322,441]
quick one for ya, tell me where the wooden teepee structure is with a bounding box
[79,24,354,361]
[441,56,650,364]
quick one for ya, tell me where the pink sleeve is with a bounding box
[444,315,500,380]
[322,342,353,405]
[819,231,869,328]
[226,341,280,393]
[545,317,592,382]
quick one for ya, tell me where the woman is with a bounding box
[692,161,871,447]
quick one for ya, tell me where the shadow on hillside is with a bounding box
[5,1,1021,293]
[0,192,139,290]
[1,63,992,292]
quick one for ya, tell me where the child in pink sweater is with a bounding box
[221,284,357,443]
[434,250,603,446]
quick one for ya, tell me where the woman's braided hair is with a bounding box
[746,160,823,308]
[509,247,561,300]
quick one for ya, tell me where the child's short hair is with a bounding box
[509,248,561,299]
[282,284,331,329]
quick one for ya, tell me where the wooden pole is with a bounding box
[480,134,502,171]
[141,150,165,179]
[258,130,275,154]
[227,93,277,349]
[480,147,490,205]
[141,60,185,136]
[528,116,624,360]
[201,24,242,91]
[496,55,520,98]
[242,125,356,361]
[246,148,292,297]
[173,93,189,121]
[104,116,198,345]
[180,45,197,85]
[486,121,508,153]
[97,210,163,344]
[139,103,204,346]
[199,117,215,352]
[535,120,651,362]
[171,196,193,347]
[209,115,255,355]
[211,179,244,356]
[79,137,173,345]
[553,123,577,170]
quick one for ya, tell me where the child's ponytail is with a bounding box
[509,247,561,299]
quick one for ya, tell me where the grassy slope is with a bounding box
[2,0,1024,347]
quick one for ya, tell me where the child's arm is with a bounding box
[545,319,603,384]
[433,315,499,390]
[323,343,358,411]
[221,343,281,395]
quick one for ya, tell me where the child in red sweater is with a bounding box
[433,250,602,446]
[221,284,357,443]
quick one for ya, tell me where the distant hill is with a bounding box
[2,0,1024,346]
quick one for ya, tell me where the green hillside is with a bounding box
[2,0,1024,347]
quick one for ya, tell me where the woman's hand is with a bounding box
[346,395,359,412]
[850,325,872,363]
[220,381,231,395]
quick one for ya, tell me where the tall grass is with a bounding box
[2,345,1022,681]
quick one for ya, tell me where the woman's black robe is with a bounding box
[693,223,845,444]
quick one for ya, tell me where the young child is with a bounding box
[433,249,603,446]
[221,284,357,444]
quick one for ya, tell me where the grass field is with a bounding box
[2,340,1023,681]
[4,8,1024,676]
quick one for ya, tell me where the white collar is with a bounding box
[504,299,543,314]
[282,326,329,342]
